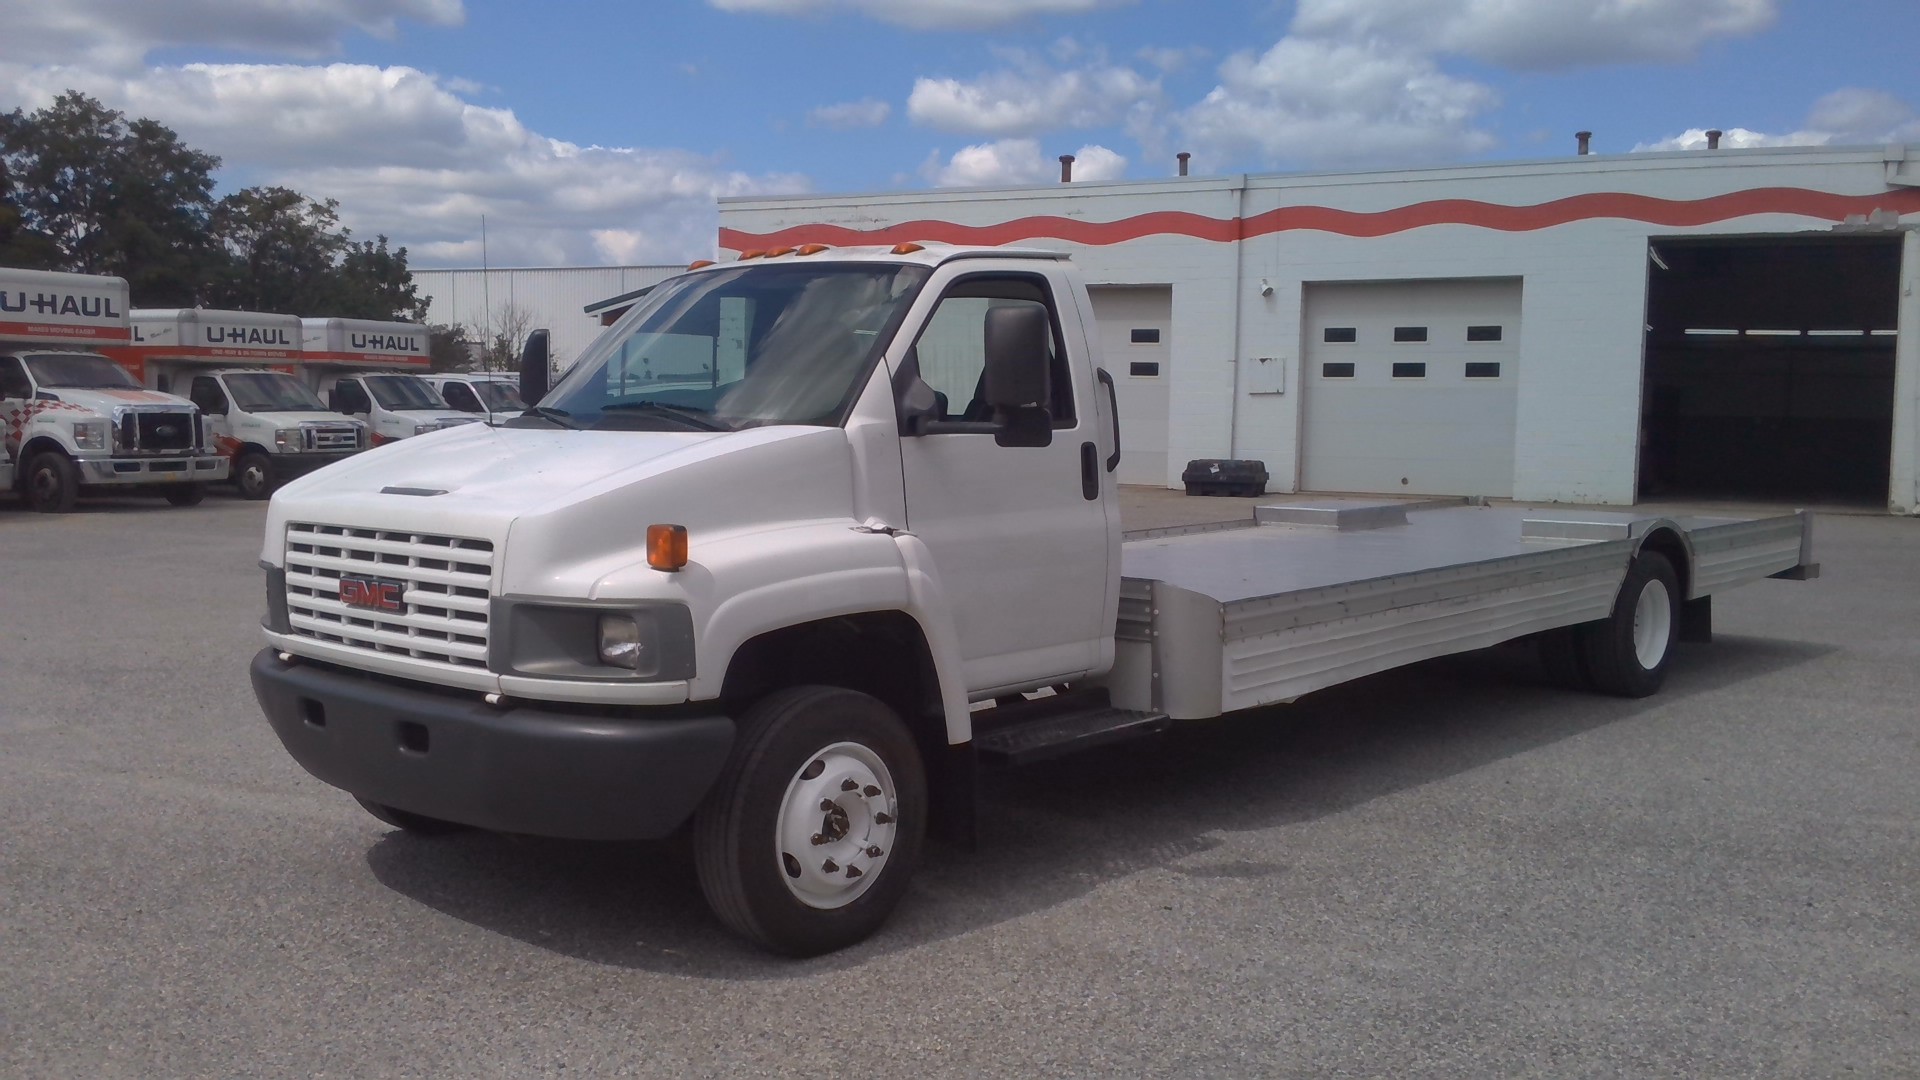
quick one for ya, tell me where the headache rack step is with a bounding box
[974,705,1171,766]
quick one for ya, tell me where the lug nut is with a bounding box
[811,834,828,846]
[866,845,884,858]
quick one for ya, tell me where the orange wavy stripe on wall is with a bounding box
[720,187,1920,249]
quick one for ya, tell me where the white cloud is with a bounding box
[922,138,1125,186]
[1176,37,1498,168]
[0,62,807,266]
[1634,88,1920,152]
[807,98,892,129]
[907,49,1159,136]
[1292,0,1777,70]
[707,0,1133,30]
[0,0,463,69]
[1136,44,1209,73]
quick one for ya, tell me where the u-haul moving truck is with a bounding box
[300,318,477,443]
[105,309,368,499]
[1,268,226,511]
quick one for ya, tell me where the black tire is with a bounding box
[1536,626,1593,690]
[354,796,468,835]
[163,483,204,507]
[235,451,274,500]
[1578,551,1681,698]
[693,685,927,957]
[23,450,79,513]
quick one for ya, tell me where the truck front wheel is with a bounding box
[693,685,927,956]
[23,451,79,513]
[163,483,204,507]
[235,451,274,500]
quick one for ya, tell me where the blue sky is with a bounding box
[4,1,1917,267]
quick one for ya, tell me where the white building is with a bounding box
[715,145,1920,511]
[411,265,682,369]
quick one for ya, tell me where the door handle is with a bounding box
[1095,368,1121,472]
[1079,441,1099,500]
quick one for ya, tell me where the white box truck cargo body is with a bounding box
[250,244,1818,955]
[1,268,227,511]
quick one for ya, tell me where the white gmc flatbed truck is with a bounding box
[250,243,1818,956]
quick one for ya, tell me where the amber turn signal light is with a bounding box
[795,243,831,255]
[890,242,925,255]
[647,524,689,571]
[688,259,716,270]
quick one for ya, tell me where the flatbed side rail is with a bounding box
[1683,511,1814,595]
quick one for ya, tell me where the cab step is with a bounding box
[974,703,1171,765]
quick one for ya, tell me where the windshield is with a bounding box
[474,381,524,410]
[538,262,929,431]
[225,372,327,412]
[26,353,140,389]
[365,374,449,410]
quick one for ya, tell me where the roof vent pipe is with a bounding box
[1059,154,1074,183]
[1705,129,1723,150]
[1576,131,1592,156]
[1177,151,1191,177]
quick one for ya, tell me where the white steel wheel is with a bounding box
[1579,550,1681,698]
[693,685,926,956]
[776,741,899,909]
[1632,576,1674,671]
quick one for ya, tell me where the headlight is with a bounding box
[273,428,303,453]
[356,425,370,448]
[413,422,432,436]
[598,614,648,670]
[72,419,109,451]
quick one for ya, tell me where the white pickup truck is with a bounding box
[250,244,1817,956]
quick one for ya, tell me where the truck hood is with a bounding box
[264,421,859,595]
[45,387,192,415]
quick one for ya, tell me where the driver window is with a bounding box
[911,275,1074,425]
[0,357,28,399]
[443,382,482,411]
[190,376,228,414]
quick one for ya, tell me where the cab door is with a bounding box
[188,376,236,454]
[894,266,1116,694]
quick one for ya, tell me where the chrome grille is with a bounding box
[303,424,361,451]
[284,522,495,670]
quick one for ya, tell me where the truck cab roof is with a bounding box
[717,242,1071,269]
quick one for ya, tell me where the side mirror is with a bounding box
[983,305,1052,448]
[519,329,551,406]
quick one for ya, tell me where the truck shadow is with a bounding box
[362,633,1831,979]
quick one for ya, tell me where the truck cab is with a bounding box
[184,370,368,499]
[326,372,481,444]
[424,372,526,423]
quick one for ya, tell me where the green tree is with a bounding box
[204,186,347,313]
[330,234,430,323]
[0,91,219,304]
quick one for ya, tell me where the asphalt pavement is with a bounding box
[1,489,1915,1078]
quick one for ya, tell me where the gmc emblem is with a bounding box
[339,575,404,613]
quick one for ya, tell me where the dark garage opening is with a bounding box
[1639,235,1901,502]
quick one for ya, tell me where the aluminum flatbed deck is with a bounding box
[1102,499,1815,719]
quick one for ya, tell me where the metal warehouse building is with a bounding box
[716,145,1920,512]
[411,264,682,368]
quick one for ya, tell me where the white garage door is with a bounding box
[1089,286,1171,486]
[1301,279,1521,497]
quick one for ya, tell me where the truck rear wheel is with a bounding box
[235,451,274,500]
[1579,550,1680,698]
[23,451,79,513]
[693,685,927,956]
[353,796,468,836]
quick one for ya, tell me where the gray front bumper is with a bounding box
[79,453,229,485]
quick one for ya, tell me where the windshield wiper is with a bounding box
[599,401,733,431]
[521,405,581,429]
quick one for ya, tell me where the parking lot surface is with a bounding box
[2,491,1915,1078]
